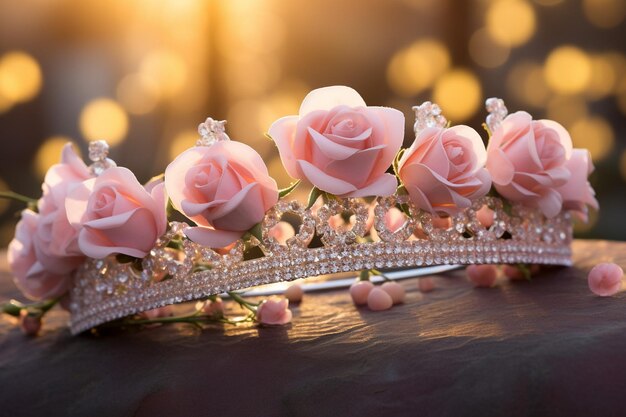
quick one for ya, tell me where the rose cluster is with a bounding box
[269,86,597,220]
[8,138,279,301]
[8,85,598,305]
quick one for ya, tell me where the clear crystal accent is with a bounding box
[68,195,574,335]
[485,97,508,133]
[413,101,448,135]
[87,140,116,176]
[197,117,230,147]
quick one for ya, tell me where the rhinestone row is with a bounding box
[70,239,571,334]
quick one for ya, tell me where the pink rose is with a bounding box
[556,149,599,222]
[66,167,168,259]
[256,297,292,325]
[164,141,278,248]
[34,143,90,274]
[8,210,71,300]
[268,86,404,197]
[398,125,491,215]
[486,111,572,218]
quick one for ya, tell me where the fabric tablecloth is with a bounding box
[1,239,626,417]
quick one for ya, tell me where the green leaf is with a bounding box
[278,180,301,199]
[393,148,406,176]
[306,187,323,209]
[481,122,492,148]
[396,184,407,196]
[359,270,370,281]
[516,263,532,281]
[1,300,22,317]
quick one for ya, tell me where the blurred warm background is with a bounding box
[0,0,624,245]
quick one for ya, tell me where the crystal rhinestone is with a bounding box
[88,140,110,162]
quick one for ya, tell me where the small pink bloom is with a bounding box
[367,287,393,311]
[466,265,498,288]
[486,111,572,218]
[381,281,406,304]
[34,143,90,274]
[418,277,435,292]
[398,125,491,216]
[8,210,71,300]
[503,264,540,280]
[588,263,623,297]
[476,206,494,228]
[284,284,304,303]
[140,306,173,319]
[556,149,599,222]
[269,221,296,245]
[269,86,404,197]
[19,310,42,336]
[66,167,168,259]
[202,297,224,316]
[350,280,374,305]
[165,141,278,248]
[257,297,292,325]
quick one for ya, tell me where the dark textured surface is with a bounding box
[1,240,626,417]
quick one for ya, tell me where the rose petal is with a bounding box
[299,86,366,115]
[342,173,397,198]
[184,226,244,249]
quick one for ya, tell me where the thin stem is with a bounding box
[228,291,259,313]
[370,268,393,282]
[0,190,37,205]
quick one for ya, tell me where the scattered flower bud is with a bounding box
[476,206,494,228]
[588,263,623,297]
[257,297,292,325]
[139,306,173,319]
[19,310,41,336]
[381,281,406,304]
[466,265,498,288]
[202,297,224,317]
[350,280,374,305]
[284,284,304,303]
[418,277,435,292]
[367,287,393,311]
[503,264,540,280]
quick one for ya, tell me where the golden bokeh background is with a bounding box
[0,0,624,244]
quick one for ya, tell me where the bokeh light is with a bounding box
[534,0,563,6]
[387,39,450,97]
[169,129,197,160]
[433,69,482,121]
[34,136,75,179]
[616,77,626,116]
[582,0,626,29]
[506,61,550,108]
[79,98,129,145]
[116,73,160,115]
[469,28,511,68]
[268,156,294,189]
[139,50,187,98]
[486,0,536,47]
[546,95,588,128]
[569,117,615,162]
[544,46,592,94]
[0,93,12,114]
[585,55,617,100]
[0,51,42,103]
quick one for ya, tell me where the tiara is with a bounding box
[2,86,598,335]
